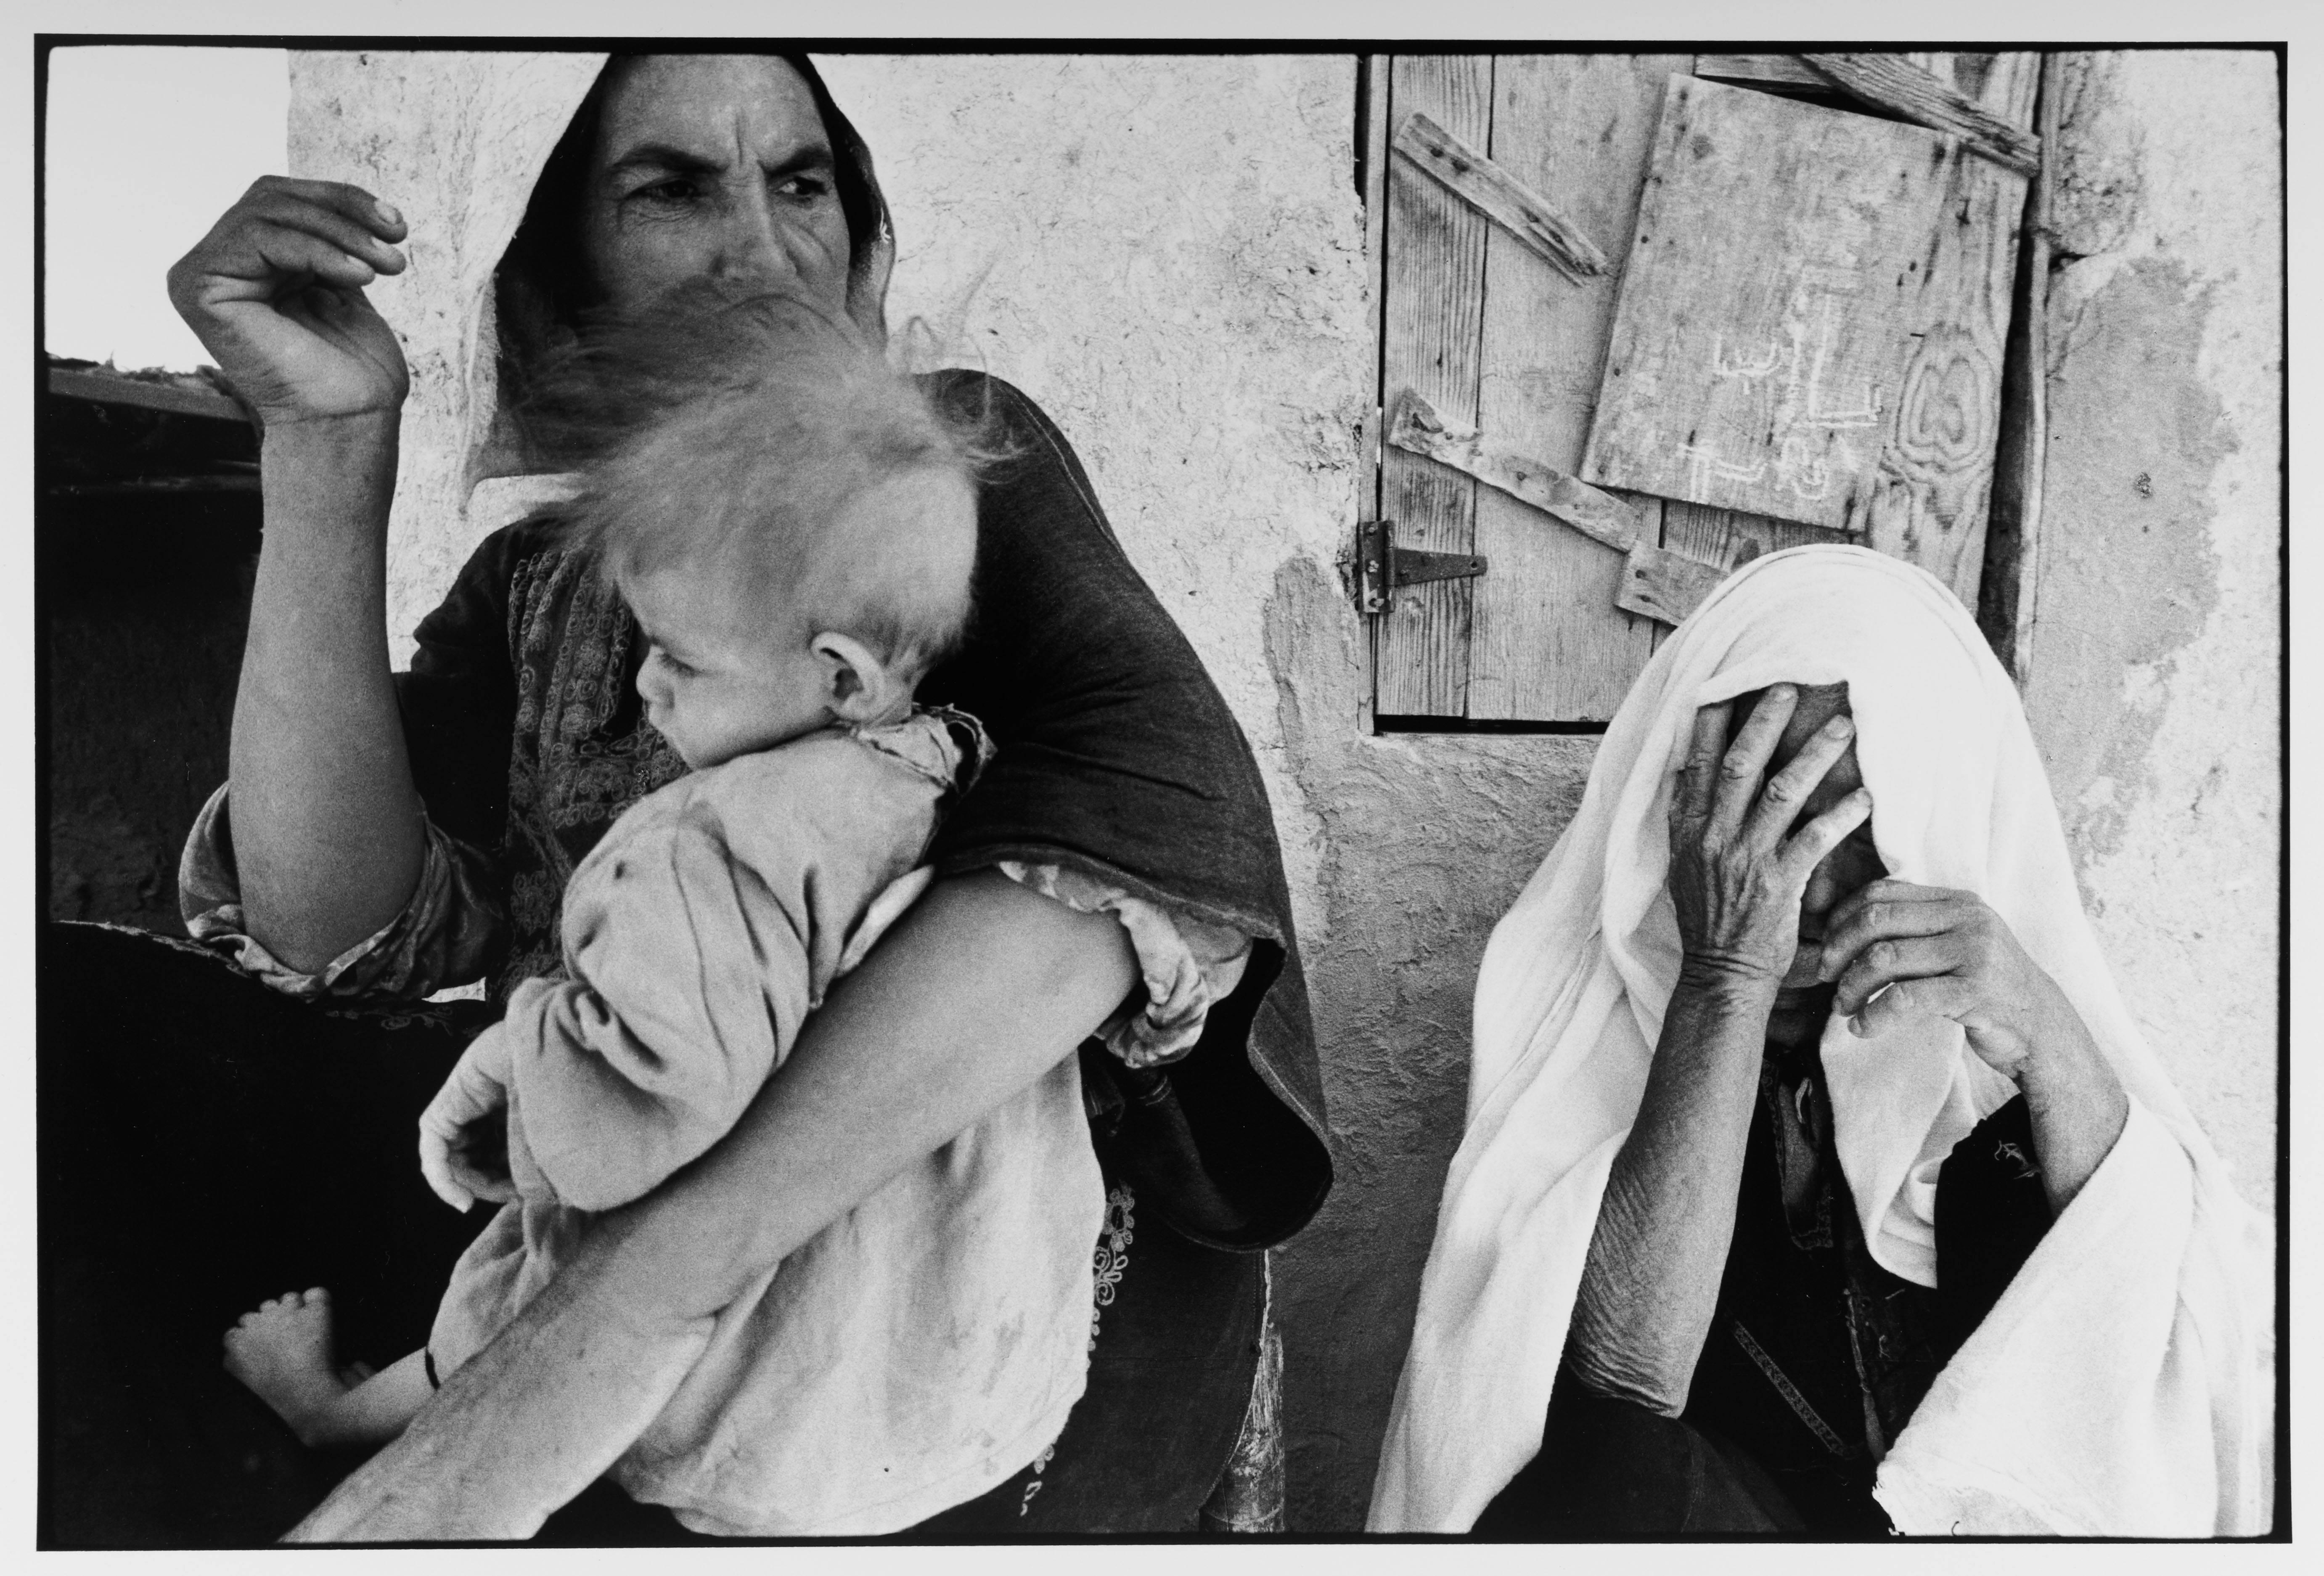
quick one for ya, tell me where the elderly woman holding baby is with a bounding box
[40,53,1328,1544]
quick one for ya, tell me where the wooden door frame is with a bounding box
[1355,52,1392,736]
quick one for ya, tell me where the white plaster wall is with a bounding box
[813,56,1374,945]
[2023,50,2282,1215]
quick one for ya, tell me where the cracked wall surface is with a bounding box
[291,49,2278,1531]
[2023,50,2280,1218]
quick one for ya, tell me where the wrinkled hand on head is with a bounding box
[1666,684,1871,988]
[418,1036,519,1213]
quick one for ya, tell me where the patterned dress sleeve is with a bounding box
[176,522,532,1001]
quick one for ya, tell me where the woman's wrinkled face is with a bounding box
[581,55,853,317]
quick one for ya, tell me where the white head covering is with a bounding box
[1369,544,2270,1536]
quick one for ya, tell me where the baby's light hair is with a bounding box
[532,280,999,679]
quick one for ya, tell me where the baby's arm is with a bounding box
[490,813,820,1213]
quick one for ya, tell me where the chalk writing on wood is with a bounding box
[1633,54,2034,625]
[1582,76,1987,535]
[1387,389,1643,551]
[1391,110,1610,281]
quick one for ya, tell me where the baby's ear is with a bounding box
[812,631,904,724]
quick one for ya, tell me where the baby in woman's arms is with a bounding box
[221,283,1107,1536]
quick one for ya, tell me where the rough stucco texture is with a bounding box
[2024,51,2281,1218]
[1262,561,1597,1529]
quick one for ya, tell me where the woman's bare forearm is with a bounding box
[601,873,1138,1313]
[229,413,424,972]
[2017,1020,2130,1216]
[288,1242,714,1541]
[1567,967,1772,1415]
[290,871,1138,1541]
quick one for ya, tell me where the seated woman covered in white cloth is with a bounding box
[1370,545,2270,1537]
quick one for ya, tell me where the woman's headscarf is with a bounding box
[491,54,896,442]
[1369,545,2269,1535]
[358,52,899,550]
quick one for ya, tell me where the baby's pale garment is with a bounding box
[427,710,1106,1536]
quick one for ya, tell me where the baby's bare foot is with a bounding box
[222,1287,348,1447]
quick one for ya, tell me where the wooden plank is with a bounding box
[1650,501,1841,645]
[1374,54,1494,717]
[1582,77,1966,534]
[1658,54,2037,622]
[1387,389,1643,551]
[1357,54,1392,522]
[1903,53,2042,127]
[1974,53,2057,682]
[1465,54,1689,721]
[1802,53,2042,177]
[48,366,249,424]
[1701,52,2041,121]
[1658,502,1840,569]
[1829,56,2039,609]
[1855,63,2033,610]
[1357,53,1392,734]
[1693,53,1832,92]
[1615,542,1729,625]
[1392,109,1610,281]
[1661,54,2039,611]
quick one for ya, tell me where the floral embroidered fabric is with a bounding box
[179,794,506,1003]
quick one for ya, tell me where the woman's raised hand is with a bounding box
[166,176,411,426]
[1668,686,1872,990]
[1816,878,2130,1210]
[1817,880,2099,1080]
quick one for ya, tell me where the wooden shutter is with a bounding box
[1364,53,2040,725]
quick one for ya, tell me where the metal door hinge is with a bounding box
[1355,519,1488,615]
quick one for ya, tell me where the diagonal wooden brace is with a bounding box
[1387,389,1644,552]
[1391,111,1611,281]
[1798,53,2042,178]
